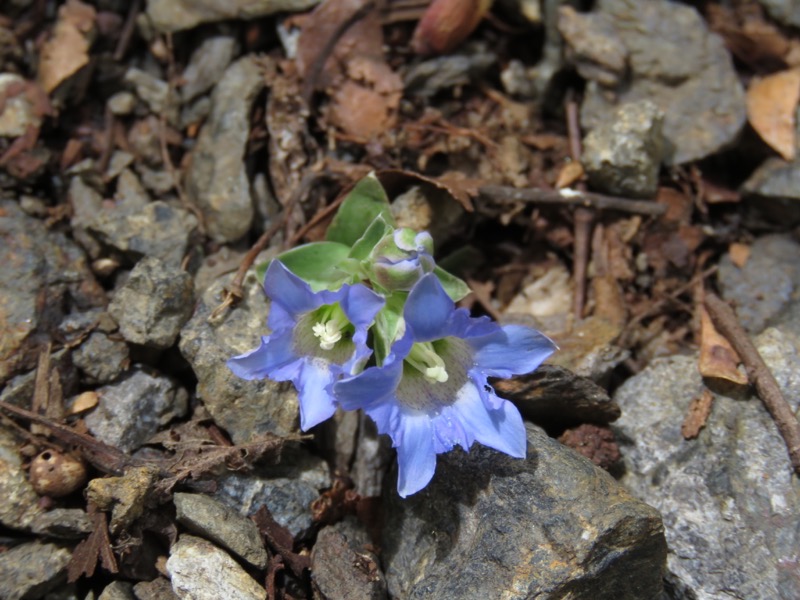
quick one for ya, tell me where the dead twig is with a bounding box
[704,293,800,475]
[477,185,668,216]
[113,0,141,61]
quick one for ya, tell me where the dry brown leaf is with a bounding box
[728,242,751,268]
[555,160,584,189]
[38,0,96,94]
[698,306,748,385]
[746,69,800,160]
[682,389,714,440]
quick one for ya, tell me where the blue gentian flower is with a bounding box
[333,273,557,497]
[228,261,384,431]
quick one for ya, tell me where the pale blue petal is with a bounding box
[471,325,557,378]
[227,332,297,380]
[264,261,322,317]
[333,361,403,412]
[295,359,339,430]
[267,301,294,331]
[451,382,527,458]
[395,412,437,498]
[431,406,470,453]
[404,274,454,341]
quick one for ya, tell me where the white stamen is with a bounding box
[425,365,449,383]
[312,321,342,350]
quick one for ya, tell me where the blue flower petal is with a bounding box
[340,284,385,329]
[471,325,557,378]
[404,274,454,341]
[333,360,403,412]
[451,382,527,458]
[264,261,323,318]
[227,332,298,380]
[395,412,437,497]
[295,359,339,430]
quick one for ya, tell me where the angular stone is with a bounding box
[174,492,268,569]
[741,157,800,225]
[0,73,41,137]
[179,270,299,444]
[758,0,800,27]
[98,581,135,600]
[133,577,179,600]
[717,234,800,334]
[124,68,171,116]
[382,424,666,599]
[614,328,800,600]
[312,517,387,600]
[0,540,71,600]
[582,100,664,198]
[558,6,627,87]
[215,447,329,537]
[186,56,263,243]
[72,331,129,384]
[0,200,105,384]
[30,508,93,539]
[581,0,745,165]
[85,368,188,453]
[87,467,158,535]
[0,425,43,529]
[181,36,237,102]
[167,535,266,600]
[147,0,321,33]
[109,256,194,349]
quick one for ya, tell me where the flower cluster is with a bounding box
[228,174,556,497]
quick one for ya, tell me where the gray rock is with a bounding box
[109,256,194,349]
[133,578,179,600]
[186,56,262,243]
[717,234,800,335]
[558,6,628,87]
[179,270,300,444]
[0,540,72,600]
[615,327,800,600]
[124,68,172,116]
[85,367,188,453]
[0,348,77,408]
[581,0,745,165]
[98,581,135,600]
[0,73,41,137]
[181,36,237,103]
[0,425,43,529]
[72,331,129,384]
[147,0,321,33]
[758,0,800,27]
[312,517,387,600]
[174,492,268,569]
[31,508,93,539]
[114,169,150,211]
[215,447,330,537]
[741,157,800,225]
[166,534,267,600]
[582,100,664,198]
[0,200,105,385]
[108,91,137,116]
[383,424,666,599]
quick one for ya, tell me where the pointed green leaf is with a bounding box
[272,241,353,291]
[326,173,396,246]
[349,214,394,261]
[434,266,471,302]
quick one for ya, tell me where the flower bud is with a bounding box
[371,229,435,291]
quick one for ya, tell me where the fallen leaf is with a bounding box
[746,69,800,160]
[67,507,118,583]
[698,306,748,385]
[38,0,96,94]
[682,389,714,440]
[728,242,751,268]
[555,160,585,189]
[411,0,493,55]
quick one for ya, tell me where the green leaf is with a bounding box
[349,214,394,261]
[273,242,353,291]
[372,292,406,366]
[326,173,396,246]
[434,266,471,302]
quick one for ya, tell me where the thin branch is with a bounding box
[113,0,141,62]
[477,185,667,216]
[704,293,800,475]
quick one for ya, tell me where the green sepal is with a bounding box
[325,173,396,247]
[256,242,353,291]
[434,266,471,302]
[372,292,407,366]
[348,214,394,261]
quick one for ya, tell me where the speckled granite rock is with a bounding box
[146,0,321,33]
